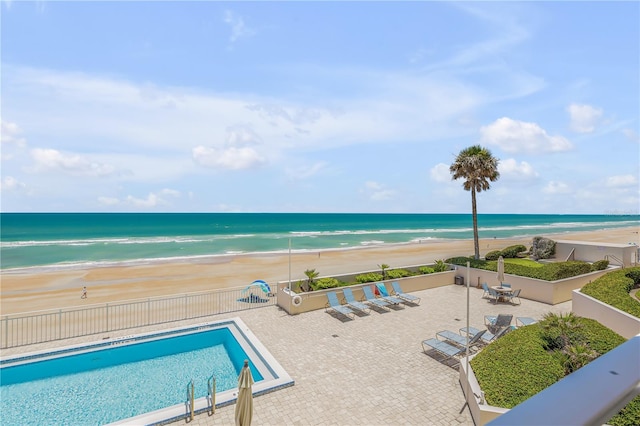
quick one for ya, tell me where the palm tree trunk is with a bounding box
[471,187,480,259]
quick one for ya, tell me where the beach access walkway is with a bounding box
[2,284,572,425]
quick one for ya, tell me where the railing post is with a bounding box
[3,315,8,349]
[58,309,62,340]
[147,298,151,326]
[184,294,188,320]
[106,303,109,332]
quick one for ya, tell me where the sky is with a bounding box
[1,1,639,214]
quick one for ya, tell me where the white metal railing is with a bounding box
[1,286,276,348]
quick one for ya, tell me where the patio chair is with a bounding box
[459,326,498,345]
[325,291,355,319]
[361,286,391,310]
[422,338,466,359]
[481,282,490,299]
[516,317,537,326]
[487,314,513,334]
[391,281,421,304]
[436,329,486,351]
[342,288,371,314]
[501,283,512,288]
[508,289,521,305]
[487,287,500,304]
[373,283,405,306]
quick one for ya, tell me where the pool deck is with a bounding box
[1,285,571,425]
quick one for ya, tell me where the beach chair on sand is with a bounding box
[342,288,371,314]
[326,291,355,319]
[391,282,421,304]
[374,283,405,306]
[362,286,391,310]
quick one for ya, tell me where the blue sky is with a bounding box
[1,1,638,214]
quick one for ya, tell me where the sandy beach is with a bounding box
[1,227,638,315]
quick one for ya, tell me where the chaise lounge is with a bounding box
[325,291,355,320]
[391,281,421,304]
[342,288,371,315]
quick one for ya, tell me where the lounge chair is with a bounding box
[508,289,521,305]
[342,288,371,314]
[325,291,355,319]
[422,338,466,359]
[516,317,537,326]
[487,314,513,334]
[373,283,404,306]
[391,281,421,304]
[436,329,486,351]
[459,325,510,344]
[361,286,391,310]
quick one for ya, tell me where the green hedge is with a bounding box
[386,268,415,279]
[581,267,640,318]
[446,256,594,281]
[471,315,638,425]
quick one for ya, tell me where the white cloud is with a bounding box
[224,10,256,43]
[30,148,116,177]
[363,181,396,201]
[567,103,603,133]
[285,162,327,181]
[192,146,265,170]
[0,176,27,192]
[498,158,538,180]
[480,117,573,154]
[543,181,571,194]
[1,120,27,147]
[622,128,640,143]
[605,174,638,188]
[98,189,180,209]
[97,196,120,206]
[430,163,452,183]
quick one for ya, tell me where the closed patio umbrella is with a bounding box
[497,256,505,286]
[234,360,254,426]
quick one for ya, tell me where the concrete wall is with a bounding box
[276,269,456,315]
[555,240,638,267]
[453,265,614,305]
[572,290,640,339]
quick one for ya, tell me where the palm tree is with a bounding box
[378,263,390,279]
[450,145,500,259]
[303,269,319,292]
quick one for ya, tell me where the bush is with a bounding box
[312,277,342,290]
[433,260,449,272]
[501,244,527,258]
[386,269,413,279]
[625,269,640,288]
[418,266,435,274]
[532,236,556,259]
[592,259,609,271]
[485,250,501,261]
[446,257,594,281]
[582,267,640,318]
[354,272,383,283]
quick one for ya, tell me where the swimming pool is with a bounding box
[0,318,293,425]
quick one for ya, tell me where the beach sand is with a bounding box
[1,227,638,315]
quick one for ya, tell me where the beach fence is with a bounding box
[1,285,277,349]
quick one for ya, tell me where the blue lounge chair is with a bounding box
[486,314,513,334]
[362,286,391,310]
[374,283,404,306]
[391,281,421,304]
[459,325,510,344]
[436,329,486,351]
[342,288,371,314]
[516,316,537,326]
[325,291,355,319]
[422,338,466,359]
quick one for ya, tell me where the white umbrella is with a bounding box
[497,256,505,286]
[234,360,254,426]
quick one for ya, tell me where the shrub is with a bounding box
[446,257,593,281]
[485,250,501,261]
[625,269,640,288]
[433,260,449,272]
[592,259,609,271]
[386,269,413,279]
[419,266,435,274]
[311,277,341,290]
[501,244,527,258]
[354,272,383,283]
[582,267,640,318]
[532,236,556,259]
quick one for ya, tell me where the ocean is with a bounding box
[1,213,638,271]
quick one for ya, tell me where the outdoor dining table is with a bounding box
[492,286,513,302]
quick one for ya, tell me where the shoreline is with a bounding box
[1,226,638,315]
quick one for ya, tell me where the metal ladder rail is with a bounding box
[186,379,195,422]
[207,374,216,416]
[605,254,625,268]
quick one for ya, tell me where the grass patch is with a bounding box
[446,256,592,280]
[581,267,640,318]
[503,258,544,268]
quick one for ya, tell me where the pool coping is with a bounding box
[1,317,294,426]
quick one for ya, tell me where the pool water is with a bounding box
[1,327,264,425]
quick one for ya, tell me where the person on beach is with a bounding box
[81,286,87,299]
